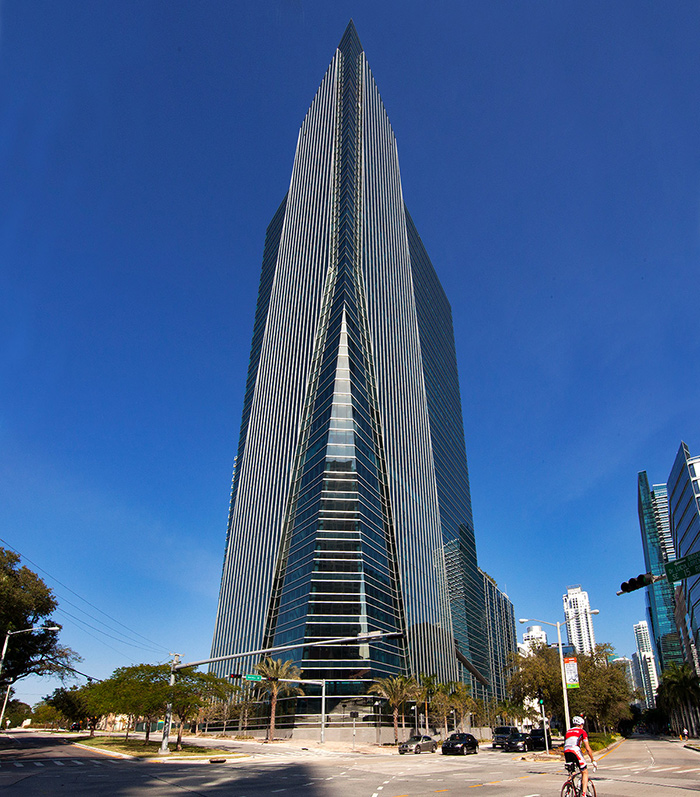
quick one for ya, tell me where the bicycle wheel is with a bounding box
[585,780,597,797]
[560,781,577,797]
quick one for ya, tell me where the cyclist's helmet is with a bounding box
[572,716,585,726]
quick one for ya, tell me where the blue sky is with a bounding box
[2,1,699,705]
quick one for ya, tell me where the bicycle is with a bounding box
[561,760,597,797]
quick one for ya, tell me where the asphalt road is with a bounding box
[1,731,698,796]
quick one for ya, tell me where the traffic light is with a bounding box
[537,688,544,706]
[619,573,654,594]
[228,673,242,679]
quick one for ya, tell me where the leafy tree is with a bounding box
[4,693,31,728]
[45,685,103,735]
[170,669,233,751]
[31,700,65,729]
[255,658,303,742]
[657,662,700,736]
[369,675,415,744]
[88,664,171,742]
[568,645,632,732]
[507,642,633,732]
[0,548,79,687]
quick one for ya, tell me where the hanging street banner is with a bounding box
[564,656,580,689]
[665,550,700,583]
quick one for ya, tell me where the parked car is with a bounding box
[399,735,438,754]
[503,732,529,752]
[491,725,519,748]
[526,728,552,750]
[441,732,479,755]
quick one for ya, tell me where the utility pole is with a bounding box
[159,653,180,755]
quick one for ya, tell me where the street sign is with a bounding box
[665,550,700,582]
[243,674,262,681]
[564,657,580,689]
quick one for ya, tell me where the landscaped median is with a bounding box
[72,736,248,761]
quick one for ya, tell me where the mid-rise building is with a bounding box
[563,585,596,655]
[634,620,659,708]
[637,472,683,672]
[210,22,490,698]
[521,625,548,654]
[668,442,700,673]
[481,572,517,702]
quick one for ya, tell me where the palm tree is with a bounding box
[255,658,304,741]
[450,682,475,731]
[369,675,415,744]
[417,673,439,734]
[657,663,700,737]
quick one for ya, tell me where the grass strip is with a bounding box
[74,736,245,759]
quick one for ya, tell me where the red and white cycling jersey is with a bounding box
[564,727,588,767]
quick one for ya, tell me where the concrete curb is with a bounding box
[71,742,135,760]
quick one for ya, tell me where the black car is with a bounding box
[491,725,519,748]
[526,728,552,750]
[441,732,479,755]
[398,735,438,754]
[503,732,529,752]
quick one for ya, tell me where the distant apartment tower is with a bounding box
[668,442,700,674]
[637,472,683,671]
[209,22,490,692]
[522,625,548,654]
[481,571,517,702]
[563,585,596,654]
[634,620,659,707]
[612,656,638,693]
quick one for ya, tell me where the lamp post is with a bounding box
[0,626,60,730]
[519,612,598,731]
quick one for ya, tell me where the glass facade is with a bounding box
[637,471,684,672]
[481,572,517,702]
[668,442,700,674]
[210,22,488,690]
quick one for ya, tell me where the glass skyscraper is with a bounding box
[637,471,683,672]
[668,442,700,674]
[210,23,489,692]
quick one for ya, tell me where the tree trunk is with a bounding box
[268,691,277,741]
[144,716,151,743]
[393,707,399,744]
[176,718,184,751]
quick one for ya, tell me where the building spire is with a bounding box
[339,19,363,54]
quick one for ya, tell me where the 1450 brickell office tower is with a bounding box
[211,22,491,706]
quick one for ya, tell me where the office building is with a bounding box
[634,620,659,708]
[563,585,596,655]
[668,442,700,673]
[637,472,683,672]
[210,23,489,694]
[481,571,517,702]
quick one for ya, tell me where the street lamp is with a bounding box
[519,612,598,731]
[0,626,60,730]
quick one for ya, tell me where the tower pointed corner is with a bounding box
[339,19,363,55]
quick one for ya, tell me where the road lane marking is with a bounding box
[13,763,24,767]
[72,760,85,765]
[54,760,65,766]
[33,761,44,766]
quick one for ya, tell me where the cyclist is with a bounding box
[564,715,597,794]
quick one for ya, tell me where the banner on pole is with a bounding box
[564,656,580,689]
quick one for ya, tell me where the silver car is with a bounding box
[398,735,438,754]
